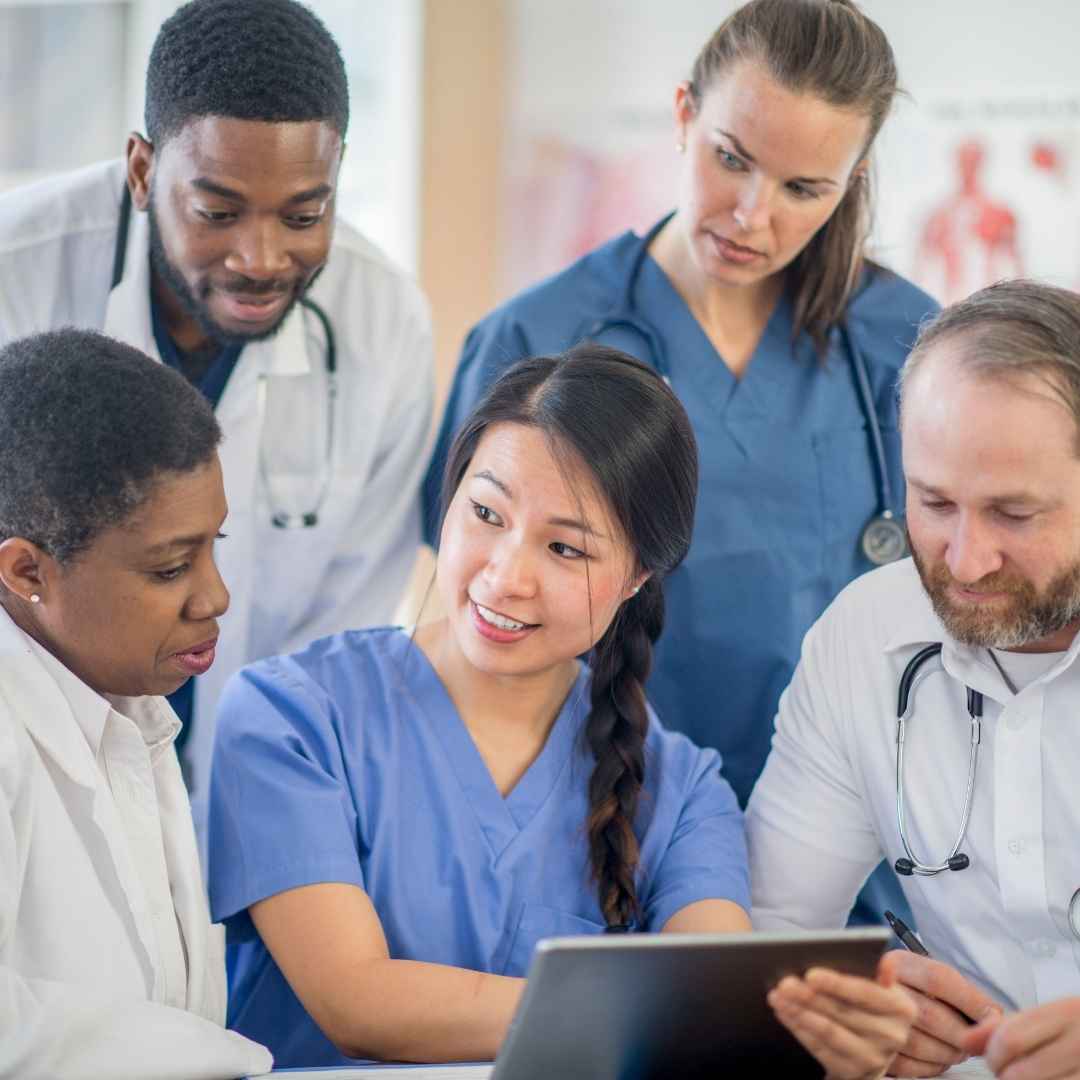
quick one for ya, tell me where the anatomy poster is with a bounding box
[876,94,1080,303]
[500,121,677,297]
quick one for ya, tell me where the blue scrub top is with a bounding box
[423,224,938,807]
[208,627,748,1068]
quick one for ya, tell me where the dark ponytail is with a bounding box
[440,345,698,928]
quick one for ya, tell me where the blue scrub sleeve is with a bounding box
[641,742,751,932]
[422,318,531,544]
[207,658,366,939]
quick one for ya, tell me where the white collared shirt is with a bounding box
[747,558,1080,1010]
[25,636,189,1010]
[0,608,272,1078]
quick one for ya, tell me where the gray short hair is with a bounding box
[899,280,1080,448]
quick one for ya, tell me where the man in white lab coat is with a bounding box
[0,329,271,1078]
[748,280,1080,1079]
[0,0,433,837]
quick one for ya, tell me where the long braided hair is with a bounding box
[440,345,698,928]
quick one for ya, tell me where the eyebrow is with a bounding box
[475,469,511,497]
[717,130,839,187]
[142,534,210,556]
[190,178,333,206]
[473,469,607,539]
[909,478,1048,506]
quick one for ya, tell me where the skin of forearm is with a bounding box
[328,899,747,1061]
[320,957,524,1063]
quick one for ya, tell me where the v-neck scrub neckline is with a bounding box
[403,642,590,853]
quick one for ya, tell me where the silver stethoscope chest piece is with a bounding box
[862,510,908,567]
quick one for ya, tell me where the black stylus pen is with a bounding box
[884,910,980,1026]
[884,910,930,956]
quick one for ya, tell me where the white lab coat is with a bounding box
[0,609,272,1079]
[0,159,435,836]
[747,557,1080,1011]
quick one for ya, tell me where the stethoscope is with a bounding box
[578,214,907,567]
[894,644,981,877]
[895,643,1080,941]
[111,184,337,528]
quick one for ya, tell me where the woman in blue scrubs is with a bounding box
[423,0,938,815]
[208,348,916,1074]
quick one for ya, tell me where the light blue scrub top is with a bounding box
[423,223,938,808]
[208,627,748,1068]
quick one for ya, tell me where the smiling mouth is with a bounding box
[950,585,1009,603]
[217,290,290,317]
[472,600,538,632]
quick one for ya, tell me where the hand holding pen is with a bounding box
[880,911,1003,1077]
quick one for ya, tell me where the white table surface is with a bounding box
[252,1060,992,1078]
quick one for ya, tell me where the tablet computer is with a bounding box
[491,927,892,1080]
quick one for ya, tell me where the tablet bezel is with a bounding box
[492,927,892,1080]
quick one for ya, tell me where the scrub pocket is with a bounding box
[504,903,606,977]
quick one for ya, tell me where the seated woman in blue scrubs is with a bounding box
[208,347,915,1075]
[423,1,937,924]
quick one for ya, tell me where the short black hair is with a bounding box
[0,329,222,563]
[144,0,349,146]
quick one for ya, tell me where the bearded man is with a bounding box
[749,279,1080,1080]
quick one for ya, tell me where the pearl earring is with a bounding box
[676,142,685,154]
[30,594,41,604]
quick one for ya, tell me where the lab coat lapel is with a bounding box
[152,740,226,1022]
[0,646,160,989]
[102,205,159,359]
[188,306,313,799]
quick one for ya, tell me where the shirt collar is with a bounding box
[18,626,180,763]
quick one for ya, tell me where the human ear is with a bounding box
[126,133,155,212]
[0,538,50,606]
[849,157,870,188]
[626,571,652,601]
[673,81,698,151]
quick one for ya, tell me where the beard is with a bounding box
[911,543,1080,649]
[147,201,313,347]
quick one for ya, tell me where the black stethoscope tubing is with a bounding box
[110,183,336,526]
[577,214,907,565]
[894,644,982,877]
